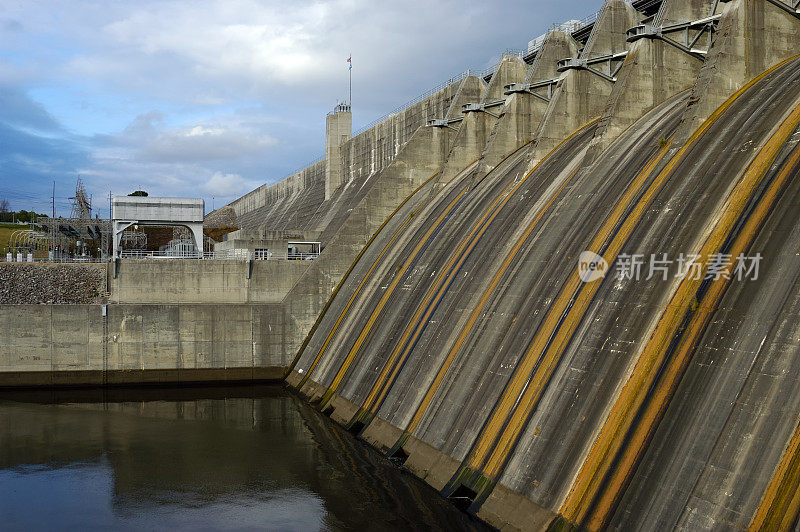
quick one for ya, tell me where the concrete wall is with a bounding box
[588,0,712,156]
[226,76,485,365]
[0,304,286,386]
[676,0,800,143]
[325,107,352,200]
[439,56,526,184]
[219,78,468,234]
[228,160,326,232]
[532,0,640,163]
[338,79,472,186]
[278,5,800,531]
[477,30,578,177]
[214,228,321,254]
[109,259,309,304]
[278,122,462,363]
[286,54,800,531]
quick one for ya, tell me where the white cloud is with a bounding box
[202,171,250,196]
[99,1,349,84]
[100,110,278,164]
[52,0,529,106]
[139,123,277,163]
[1,0,607,211]
[78,110,274,200]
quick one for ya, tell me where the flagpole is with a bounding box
[349,54,352,107]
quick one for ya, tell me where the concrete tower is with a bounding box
[325,103,352,200]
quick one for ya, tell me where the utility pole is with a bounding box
[51,181,56,261]
[108,191,112,260]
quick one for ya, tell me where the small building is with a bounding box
[112,196,204,258]
[213,229,322,260]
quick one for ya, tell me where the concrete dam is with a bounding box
[3,0,800,530]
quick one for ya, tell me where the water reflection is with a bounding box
[0,386,488,531]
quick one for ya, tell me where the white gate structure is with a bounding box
[112,197,204,258]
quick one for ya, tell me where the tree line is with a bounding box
[0,199,49,223]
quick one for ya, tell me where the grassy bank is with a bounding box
[0,223,31,255]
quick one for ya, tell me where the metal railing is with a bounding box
[502,48,526,57]
[572,11,600,34]
[474,49,526,81]
[351,71,473,137]
[527,34,547,56]
[538,0,638,51]
[116,249,321,261]
[351,47,533,137]
[257,71,477,189]
[1,254,105,264]
[281,153,326,182]
[120,250,201,259]
[206,249,321,261]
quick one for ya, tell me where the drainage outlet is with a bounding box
[348,420,366,435]
[388,446,410,467]
[448,485,477,512]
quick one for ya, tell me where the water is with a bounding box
[0,385,489,531]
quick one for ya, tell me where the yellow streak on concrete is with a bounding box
[319,184,470,402]
[361,173,519,412]
[322,147,547,404]
[468,136,674,475]
[393,119,600,435]
[366,164,582,417]
[362,136,594,416]
[750,414,800,532]
[293,172,441,384]
[559,56,800,525]
[749,161,800,529]
[403,166,577,433]
[567,100,800,531]
[301,197,420,381]
[479,136,676,478]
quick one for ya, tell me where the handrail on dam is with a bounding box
[351,0,655,136]
[118,249,320,261]
[350,72,472,137]
[257,68,476,191]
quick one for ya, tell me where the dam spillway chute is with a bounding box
[279,5,800,529]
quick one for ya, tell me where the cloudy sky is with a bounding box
[0,0,603,216]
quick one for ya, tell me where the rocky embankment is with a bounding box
[0,263,106,304]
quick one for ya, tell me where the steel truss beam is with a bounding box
[627,14,722,61]
[504,78,560,102]
[556,51,628,83]
[764,0,800,18]
[426,117,463,130]
[461,99,506,118]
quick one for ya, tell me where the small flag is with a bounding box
[347,55,352,70]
